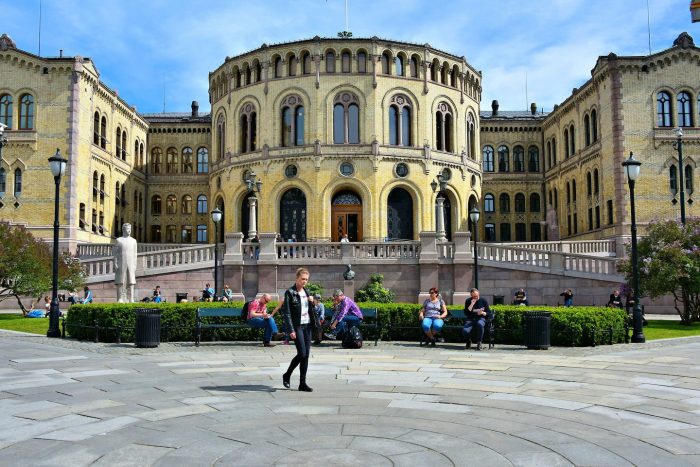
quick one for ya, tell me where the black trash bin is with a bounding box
[493,295,505,305]
[176,292,188,303]
[134,308,161,348]
[523,311,551,350]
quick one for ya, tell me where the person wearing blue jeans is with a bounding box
[420,287,448,347]
[247,293,283,347]
[462,288,492,350]
[329,289,363,340]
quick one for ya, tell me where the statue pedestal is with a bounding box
[343,280,355,301]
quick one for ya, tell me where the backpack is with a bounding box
[342,325,363,349]
[241,301,251,321]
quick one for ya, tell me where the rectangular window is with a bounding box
[182,226,192,243]
[485,223,496,242]
[595,206,601,229]
[573,213,578,234]
[530,223,541,241]
[567,215,572,236]
[607,200,613,225]
[197,224,207,243]
[151,225,162,242]
[588,208,593,230]
[515,223,526,241]
[358,52,366,73]
[79,203,86,229]
[166,225,177,243]
[499,223,511,242]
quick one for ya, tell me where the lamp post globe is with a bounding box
[47,148,68,338]
[622,152,645,343]
[469,207,480,290]
[211,207,223,300]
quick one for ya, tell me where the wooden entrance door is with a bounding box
[331,205,362,242]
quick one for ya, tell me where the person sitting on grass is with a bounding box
[202,283,214,302]
[419,287,448,347]
[81,286,93,304]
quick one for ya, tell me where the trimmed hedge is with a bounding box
[65,302,627,346]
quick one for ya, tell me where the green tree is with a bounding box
[618,218,700,323]
[355,273,395,303]
[0,223,85,314]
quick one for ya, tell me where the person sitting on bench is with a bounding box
[202,283,214,302]
[327,289,363,340]
[513,288,528,306]
[419,287,448,347]
[247,293,284,347]
[462,288,492,351]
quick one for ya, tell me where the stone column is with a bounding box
[418,232,439,304]
[222,232,245,301]
[247,196,258,240]
[435,195,447,242]
[256,233,279,302]
[452,231,474,305]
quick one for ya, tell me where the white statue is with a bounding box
[546,204,560,241]
[114,223,138,303]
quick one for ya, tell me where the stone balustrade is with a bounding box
[496,239,617,256]
[77,242,201,258]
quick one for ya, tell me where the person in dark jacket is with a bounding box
[607,290,623,308]
[281,267,317,392]
[462,288,493,350]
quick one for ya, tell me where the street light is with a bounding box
[431,173,448,242]
[469,207,480,290]
[211,207,222,300]
[673,127,686,225]
[244,170,262,240]
[622,151,644,343]
[47,149,67,338]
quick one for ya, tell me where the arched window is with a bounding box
[274,57,283,78]
[216,114,225,160]
[441,63,449,85]
[381,52,390,75]
[586,172,592,196]
[100,174,106,201]
[325,51,336,73]
[166,195,177,214]
[357,51,367,73]
[584,114,591,146]
[657,91,672,127]
[121,129,127,160]
[93,111,99,145]
[100,116,107,149]
[197,147,209,173]
[685,164,694,193]
[233,69,241,88]
[116,128,122,157]
[466,114,476,159]
[678,92,693,127]
[287,55,297,76]
[281,95,305,147]
[388,94,411,146]
[182,147,193,173]
[151,148,163,174]
[395,55,404,76]
[451,65,459,87]
[115,182,121,210]
[572,180,577,203]
[591,109,598,142]
[498,145,509,172]
[0,94,12,129]
[333,92,360,144]
[499,193,510,213]
[134,140,139,166]
[564,128,570,157]
[546,140,552,169]
[300,52,311,75]
[166,147,178,173]
[182,195,193,215]
[0,168,5,196]
[528,146,540,172]
[515,193,526,213]
[18,94,34,130]
[409,56,418,78]
[254,62,262,82]
[435,102,453,152]
[513,146,525,172]
[670,165,678,195]
[240,103,257,153]
[197,195,208,214]
[484,194,495,213]
[594,169,599,194]
[566,182,571,204]
[92,171,98,199]
[552,137,557,164]
[151,195,162,215]
[431,59,439,81]
[482,145,494,172]
[139,143,144,169]
[341,52,351,73]
[530,193,540,212]
[569,124,575,155]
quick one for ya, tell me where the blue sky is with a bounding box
[3,0,695,114]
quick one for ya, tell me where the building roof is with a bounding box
[480,110,549,120]
[142,112,211,124]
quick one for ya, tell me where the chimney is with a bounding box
[530,102,537,115]
[191,100,199,118]
[59,49,63,58]
[491,100,499,116]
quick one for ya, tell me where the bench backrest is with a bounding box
[360,307,378,322]
[448,308,495,321]
[197,308,243,319]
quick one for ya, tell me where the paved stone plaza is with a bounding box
[1,332,699,466]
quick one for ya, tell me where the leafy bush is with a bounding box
[65,302,627,346]
[305,282,323,298]
[355,274,395,303]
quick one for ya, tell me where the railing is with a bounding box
[479,244,550,268]
[352,242,420,259]
[276,242,342,260]
[565,253,618,276]
[77,242,202,258]
[437,242,454,260]
[496,239,616,256]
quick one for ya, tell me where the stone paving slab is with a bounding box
[1,332,700,466]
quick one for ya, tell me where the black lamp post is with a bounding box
[622,151,644,343]
[673,127,686,225]
[469,207,480,290]
[211,207,222,300]
[47,149,67,338]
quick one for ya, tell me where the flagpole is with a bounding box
[345,0,348,32]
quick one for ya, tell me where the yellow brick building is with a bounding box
[1,32,698,248]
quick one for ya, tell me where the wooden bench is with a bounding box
[195,307,248,346]
[444,309,495,349]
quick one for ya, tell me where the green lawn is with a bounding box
[643,319,700,340]
[0,314,50,335]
